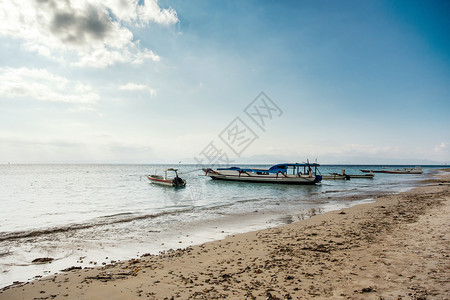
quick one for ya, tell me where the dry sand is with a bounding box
[1,172,449,299]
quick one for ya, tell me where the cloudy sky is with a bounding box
[0,0,449,164]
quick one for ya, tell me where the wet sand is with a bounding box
[1,171,449,299]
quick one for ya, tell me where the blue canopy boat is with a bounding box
[203,163,322,185]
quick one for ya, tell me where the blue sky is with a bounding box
[0,0,448,164]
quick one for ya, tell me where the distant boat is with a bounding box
[322,169,374,180]
[360,167,422,174]
[203,163,322,185]
[322,173,350,180]
[347,173,374,179]
[360,169,388,173]
[148,168,186,187]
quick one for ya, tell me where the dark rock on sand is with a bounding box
[32,257,54,264]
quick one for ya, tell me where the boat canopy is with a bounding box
[218,163,320,174]
[268,163,319,172]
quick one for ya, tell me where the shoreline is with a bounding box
[0,188,394,289]
[1,171,449,299]
[0,194,380,290]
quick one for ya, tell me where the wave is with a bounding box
[101,212,135,218]
[0,207,196,242]
[0,197,269,242]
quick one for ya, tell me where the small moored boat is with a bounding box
[322,173,350,180]
[148,168,186,187]
[347,173,374,179]
[203,163,322,185]
[361,167,422,174]
[322,169,374,180]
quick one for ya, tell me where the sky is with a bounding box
[0,0,449,164]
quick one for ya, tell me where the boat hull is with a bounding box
[147,176,186,187]
[322,174,350,180]
[347,174,374,179]
[361,170,384,173]
[360,169,422,174]
[383,170,422,174]
[209,175,320,185]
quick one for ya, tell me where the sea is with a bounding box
[0,164,444,288]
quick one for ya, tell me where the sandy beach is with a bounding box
[1,171,449,299]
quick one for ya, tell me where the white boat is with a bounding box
[147,168,186,187]
[203,163,322,185]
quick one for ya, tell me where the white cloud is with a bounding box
[434,142,448,152]
[136,0,179,25]
[0,0,177,68]
[0,67,99,104]
[119,82,156,96]
[101,0,178,25]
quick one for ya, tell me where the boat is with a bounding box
[360,169,388,173]
[322,169,373,180]
[347,173,374,179]
[147,168,186,187]
[361,167,422,174]
[203,163,322,185]
[322,173,350,180]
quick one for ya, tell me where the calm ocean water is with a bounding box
[0,164,442,287]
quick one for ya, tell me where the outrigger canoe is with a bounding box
[203,163,322,185]
[322,169,374,180]
[361,167,422,174]
[322,173,350,180]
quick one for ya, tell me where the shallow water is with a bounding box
[0,164,442,287]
